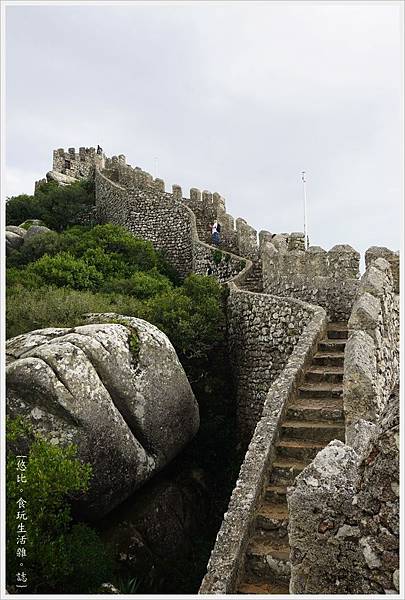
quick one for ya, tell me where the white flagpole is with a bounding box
[301,170,308,249]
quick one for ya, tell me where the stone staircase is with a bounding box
[237,322,347,594]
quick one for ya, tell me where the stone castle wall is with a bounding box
[343,257,399,443]
[53,146,105,179]
[227,286,317,441]
[261,240,360,321]
[95,169,195,278]
[200,295,326,593]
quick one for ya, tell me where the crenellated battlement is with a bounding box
[53,146,106,179]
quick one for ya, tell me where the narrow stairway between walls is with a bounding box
[237,322,348,595]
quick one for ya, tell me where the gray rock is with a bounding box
[19,219,44,228]
[6,231,24,255]
[6,316,199,519]
[348,291,381,334]
[343,330,377,423]
[6,225,27,237]
[24,225,52,241]
[345,418,376,457]
[46,170,78,185]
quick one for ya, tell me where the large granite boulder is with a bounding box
[24,225,52,241]
[6,315,200,519]
[6,230,24,255]
[46,170,78,186]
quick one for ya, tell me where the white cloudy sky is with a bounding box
[5,1,403,260]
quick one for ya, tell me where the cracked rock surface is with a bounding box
[6,315,200,519]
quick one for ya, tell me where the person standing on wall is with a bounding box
[212,220,221,245]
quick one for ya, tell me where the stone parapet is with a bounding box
[344,255,399,439]
[199,303,326,593]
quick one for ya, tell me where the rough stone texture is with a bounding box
[6,316,199,520]
[344,257,399,431]
[365,246,399,294]
[348,291,381,336]
[5,224,52,256]
[227,286,319,441]
[193,242,245,282]
[24,225,52,241]
[95,169,194,278]
[199,306,326,594]
[6,225,27,237]
[46,170,79,186]
[344,330,377,424]
[39,146,400,594]
[53,146,105,179]
[5,230,24,255]
[262,242,360,322]
[236,218,259,261]
[288,386,399,595]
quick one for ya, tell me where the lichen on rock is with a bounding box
[6,315,200,519]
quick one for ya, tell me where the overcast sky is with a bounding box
[5,1,403,261]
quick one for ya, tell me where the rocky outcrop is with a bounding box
[288,385,399,595]
[6,223,52,256]
[46,170,78,186]
[6,315,200,519]
[6,228,25,255]
[24,224,52,241]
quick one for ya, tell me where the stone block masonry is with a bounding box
[53,146,105,179]
[344,256,399,443]
[199,299,326,593]
[227,287,316,441]
[95,169,194,278]
[262,241,360,321]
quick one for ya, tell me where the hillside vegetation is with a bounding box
[6,182,240,593]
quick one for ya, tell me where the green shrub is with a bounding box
[6,418,113,593]
[147,274,225,361]
[105,270,173,299]
[26,252,104,290]
[5,285,146,338]
[6,230,67,268]
[5,194,42,227]
[6,180,95,232]
[212,249,223,265]
[6,267,45,290]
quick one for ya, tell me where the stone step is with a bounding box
[280,420,345,443]
[312,351,345,367]
[304,366,343,384]
[265,484,288,504]
[237,579,290,594]
[327,322,348,340]
[298,382,343,399]
[276,437,326,461]
[269,457,308,484]
[286,398,343,422]
[245,536,291,582]
[318,338,346,352]
[255,502,289,541]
